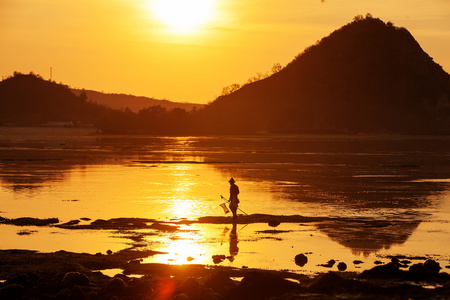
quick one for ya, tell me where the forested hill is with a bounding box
[0,73,111,127]
[71,89,203,113]
[0,73,192,134]
[195,15,450,134]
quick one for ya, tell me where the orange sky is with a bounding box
[1,0,450,104]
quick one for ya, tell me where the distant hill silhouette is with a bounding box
[0,72,110,127]
[71,89,203,113]
[0,72,194,134]
[194,15,450,134]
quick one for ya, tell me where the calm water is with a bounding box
[1,127,449,274]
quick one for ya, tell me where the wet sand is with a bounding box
[1,214,449,299]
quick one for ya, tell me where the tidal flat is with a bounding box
[0,127,450,298]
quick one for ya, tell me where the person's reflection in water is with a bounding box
[228,222,239,262]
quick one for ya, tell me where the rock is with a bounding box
[61,272,90,288]
[294,253,308,267]
[104,277,127,295]
[212,255,226,264]
[6,274,30,287]
[69,285,90,300]
[229,271,299,300]
[173,293,190,300]
[200,288,223,300]
[107,249,113,255]
[408,260,442,280]
[128,277,153,295]
[337,262,347,271]
[424,259,441,273]
[0,284,25,299]
[353,260,363,265]
[309,272,362,294]
[205,271,235,295]
[319,259,335,268]
[61,220,80,226]
[360,262,404,279]
[268,219,281,227]
[178,278,200,297]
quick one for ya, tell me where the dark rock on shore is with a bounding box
[337,262,347,271]
[205,271,236,296]
[318,259,335,268]
[229,271,300,300]
[360,259,450,284]
[61,272,90,288]
[268,219,281,227]
[212,255,226,264]
[294,253,308,267]
[0,216,59,226]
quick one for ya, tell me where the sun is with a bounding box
[150,0,216,34]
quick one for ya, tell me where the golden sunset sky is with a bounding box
[1,0,449,104]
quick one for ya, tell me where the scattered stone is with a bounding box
[294,253,308,267]
[337,262,347,271]
[319,259,335,268]
[374,260,383,265]
[149,222,180,232]
[61,272,90,288]
[268,219,281,227]
[424,259,441,273]
[177,277,200,297]
[61,220,80,226]
[353,260,363,265]
[360,262,403,279]
[0,284,25,299]
[229,271,299,300]
[173,293,190,300]
[408,259,443,280]
[212,255,226,264]
[205,271,235,295]
[0,217,59,226]
[104,277,127,295]
[17,230,37,235]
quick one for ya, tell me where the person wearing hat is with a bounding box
[228,178,240,219]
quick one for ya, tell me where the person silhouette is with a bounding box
[228,178,240,219]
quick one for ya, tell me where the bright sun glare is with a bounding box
[151,0,216,34]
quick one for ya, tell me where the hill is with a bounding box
[0,73,111,127]
[0,73,193,134]
[194,15,450,134]
[71,89,203,113]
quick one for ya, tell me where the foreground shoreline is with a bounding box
[1,214,450,299]
[1,248,449,299]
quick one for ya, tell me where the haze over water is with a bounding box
[1,127,449,274]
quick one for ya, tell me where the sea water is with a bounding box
[0,127,449,274]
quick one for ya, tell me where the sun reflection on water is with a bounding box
[145,226,212,265]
